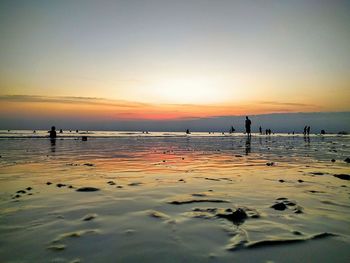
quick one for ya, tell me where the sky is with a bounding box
[0,0,349,129]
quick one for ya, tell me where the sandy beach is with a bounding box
[0,132,349,262]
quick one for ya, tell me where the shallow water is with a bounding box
[0,133,349,262]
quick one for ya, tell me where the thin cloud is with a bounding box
[0,95,148,108]
[257,101,316,107]
[0,95,323,120]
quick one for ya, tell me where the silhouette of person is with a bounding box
[229,126,235,134]
[259,126,262,135]
[245,116,251,136]
[59,129,63,133]
[49,126,57,139]
[186,129,190,134]
[303,126,307,136]
[307,126,310,136]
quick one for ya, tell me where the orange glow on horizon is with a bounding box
[0,95,327,121]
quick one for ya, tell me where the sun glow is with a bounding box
[149,77,228,104]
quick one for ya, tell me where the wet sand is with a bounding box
[0,133,349,262]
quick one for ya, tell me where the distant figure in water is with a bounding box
[292,131,295,135]
[307,126,311,136]
[259,126,262,135]
[269,129,272,135]
[59,129,63,133]
[76,129,79,133]
[303,126,307,136]
[245,116,251,136]
[229,126,235,134]
[49,126,57,139]
[33,130,36,133]
[321,129,326,135]
[186,129,190,134]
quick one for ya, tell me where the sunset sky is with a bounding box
[0,0,349,124]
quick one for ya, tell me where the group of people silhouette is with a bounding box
[48,116,313,140]
[303,126,311,136]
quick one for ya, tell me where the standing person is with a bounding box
[259,126,262,135]
[49,126,57,139]
[303,126,307,136]
[307,126,310,136]
[245,116,252,137]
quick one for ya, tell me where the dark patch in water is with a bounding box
[245,232,336,249]
[217,208,248,225]
[308,190,324,193]
[271,202,287,210]
[333,174,350,180]
[271,198,300,212]
[128,182,142,186]
[191,193,207,197]
[82,213,97,221]
[76,187,100,192]
[310,172,325,175]
[204,178,221,181]
[169,199,229,205]
[189,207,259,225]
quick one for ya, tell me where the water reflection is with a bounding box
[304,135,310,145]
[245,136,251,155]
[50,138,56,152]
